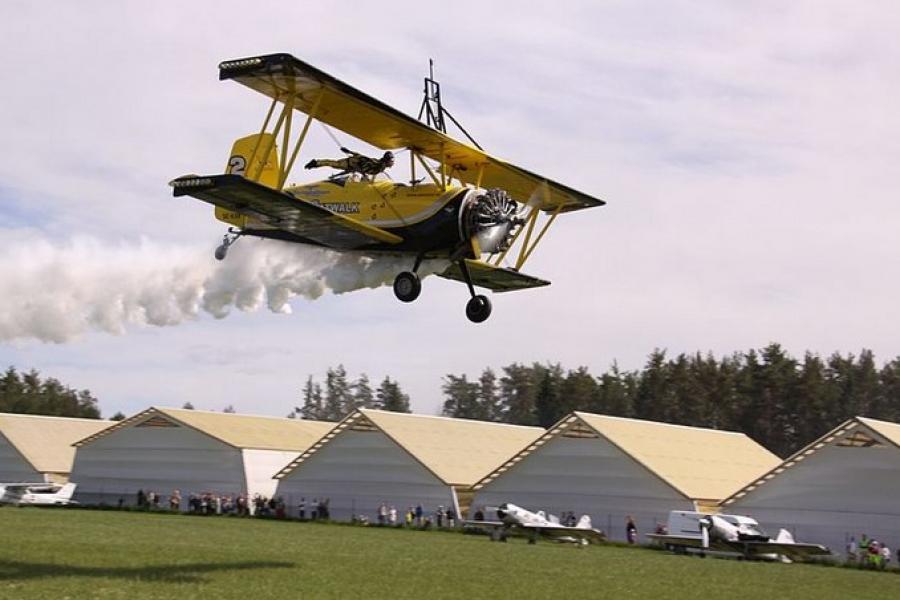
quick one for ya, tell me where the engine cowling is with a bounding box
[460,188,520,254]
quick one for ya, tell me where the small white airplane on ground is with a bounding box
[647,510,831,562]
[465,502,606,545]
[0,482,77,506]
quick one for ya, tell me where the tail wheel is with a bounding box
[465,295,492,323]
[393,271,421,303]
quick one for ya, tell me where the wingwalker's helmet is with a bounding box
[382,151,395,166]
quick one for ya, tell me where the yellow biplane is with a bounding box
[171,54,603,322]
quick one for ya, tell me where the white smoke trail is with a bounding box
[0,232,448,343]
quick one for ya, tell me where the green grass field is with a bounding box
[0,508,895,599]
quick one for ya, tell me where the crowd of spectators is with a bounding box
[847,534,892,569]
[353,502,457,529]
[128,491,464,528]
[132,489,295,518]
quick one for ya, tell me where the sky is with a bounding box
[1,1,899,418]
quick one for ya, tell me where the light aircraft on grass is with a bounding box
[647,510,831,562]
[0,482,77,506]
[170,54,604,322]
[465,502,606,546]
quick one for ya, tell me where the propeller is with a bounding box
[463,189,519,255]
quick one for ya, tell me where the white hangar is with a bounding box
[722,416,900,552]
[273,409,543,521]
[69,407,334,506]
[469,412,780,540]
[0,413,111,483]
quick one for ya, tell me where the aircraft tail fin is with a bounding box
[775,528,795,544]
[58,483,77,501]
[215,133,281,227]
[576,515,592,529]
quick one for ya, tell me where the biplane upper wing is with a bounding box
[171,174,402,249]
[218,54,605,213]
[437,260,550,292]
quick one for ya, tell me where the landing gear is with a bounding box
[465,295,492,323]
[393,254,424,303]
[214,230,241,261]
[393,271,421,303]
[458,259,492,323]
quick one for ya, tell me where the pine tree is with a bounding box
[352,374,376,410]
[533,364,564,427]
[0,366,101,418]
[498,363,538,425]
[559,366,597,415]
[377,377,410,413]
[791,353,827,444]
[591,362,636,417]
[477,368,502,421]
[323,365,352,420]
[110,411,126,421]
[441,374,481,419]
[634,349,669,422]
[879,357,900,422]
[853,349,882,417]
[299,376,324,420]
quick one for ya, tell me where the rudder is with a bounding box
[215,133,280,227]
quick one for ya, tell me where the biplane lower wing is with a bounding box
[438,260,550,292]
[171,174,402,249]
[647,534,832,561]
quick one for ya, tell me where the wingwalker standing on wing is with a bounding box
[170,54,604,323]
[305,148,394,179]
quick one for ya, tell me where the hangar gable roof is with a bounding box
[0,413,112,474]
[857,417,900,448]
[474,412,780,502]
[73,407,335,452]
[722,415,900,507]
[276,409,543,486]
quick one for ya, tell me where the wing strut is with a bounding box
[242,87,325,191]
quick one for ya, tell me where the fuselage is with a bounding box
[228,177,471,254]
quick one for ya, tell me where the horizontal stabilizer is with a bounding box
[171,174,402,249]
[438,260,550,292]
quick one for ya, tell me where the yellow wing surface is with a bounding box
[171,174,402,249]
[438,260,550,292]
[218,54,604,213]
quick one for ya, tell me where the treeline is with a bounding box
[0,367,101,419]
[440,344,900,458]
[291,365,410,421]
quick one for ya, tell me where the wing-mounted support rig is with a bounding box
[417,59,482,150]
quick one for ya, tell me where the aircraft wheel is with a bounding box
[393,271,421,303]
[465,295,492,323]
[214,245,228,261]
